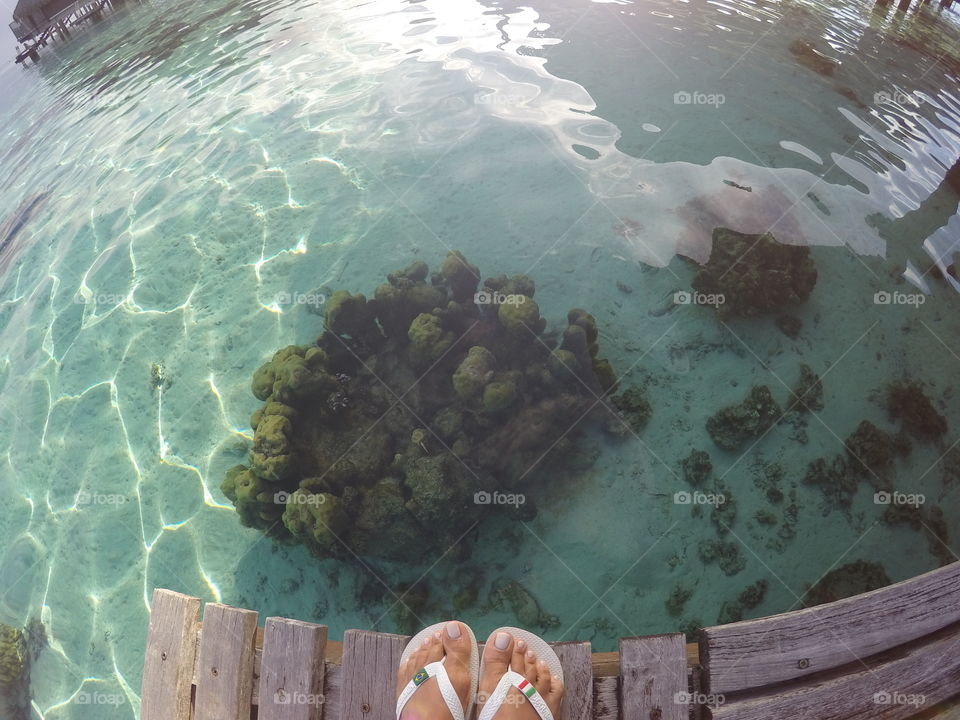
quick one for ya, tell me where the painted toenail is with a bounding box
[446,622,461,639]
[495,632,510,650]
[526,651,534,660]
[517,640,526,650]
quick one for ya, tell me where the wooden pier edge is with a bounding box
[142,562,960,719]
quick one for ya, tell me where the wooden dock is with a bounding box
[141,561,960,719]
[13,0,114,65]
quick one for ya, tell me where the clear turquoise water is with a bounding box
[0,0,959,716]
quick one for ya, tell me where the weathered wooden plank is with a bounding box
[701,561,960,694]
[193,603,259,720]
[321,662,341,720]
[339,629,409,720]
[593,644,699,677]
[710,621,960,720]
[619,633,688,720]
[593,675,619,720]
[553,641,593,720]
[141,589,201,720]
[258,618,328,720]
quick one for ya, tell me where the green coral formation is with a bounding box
[692,227,817,318]
[885,381,947,442]
[788,363,823,413]
[738,579,768,609]
[666,583,693,617]
[804,455,859,508]
[0,625,25,691]
[716,579,768,625]
[680,449,712,486]
[698,539,746,576]
[609,385,652,434]
[706,385,782,451]
[0,623,29,720]
[803,560,890,607]
[844,420,910,485]
[390,583,429,635]
[489,579,560,630]
[710,478,737,534]
[222,253,631,562]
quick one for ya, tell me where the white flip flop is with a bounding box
[478,627,564,720]
[396,621,480,720]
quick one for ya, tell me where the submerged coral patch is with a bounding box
[692,227,817,318]
[222,253,649,561]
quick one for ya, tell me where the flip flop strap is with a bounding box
[478,670,553,720]
[396,660,465,720]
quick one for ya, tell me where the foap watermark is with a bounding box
[475,291,527,306]
[274,491,326,506]
[874,290,925,307]
[874,490,925,508]
[674,691,726,707]
[873,691,926,708]
[674,90,725,107]
[76,491,128,506]
[475,92,530,107]
[73,292,127,305]
[76,692,125,706]
[674,290,725,307]
[674,490,725,507]
[274,689,325,706]
[474,490,525,507]
[275,291,326,308]
[873,90,922,106]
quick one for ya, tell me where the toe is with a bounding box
[511,638,527,675]
[441,621,472,673]
[442,622,473,711]
[523,649,538,680]
[546,673,565,716]
[535,660,552,690]
[397,636,432,698]
[479,631,514,707]
[424,632,444,665]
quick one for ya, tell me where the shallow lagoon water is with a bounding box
[0,0,959,716]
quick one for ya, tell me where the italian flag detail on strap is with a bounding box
[518,680,537,698]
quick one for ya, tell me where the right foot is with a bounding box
[477,631,564,720]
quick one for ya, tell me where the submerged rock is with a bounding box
[789,39,838,76]
[692,227,817,318]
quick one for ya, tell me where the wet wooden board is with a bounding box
[619,634,688,720]
[141,589,201,720]
[193,603,259,720]
[258,617,328,720]
[701,561,960,694]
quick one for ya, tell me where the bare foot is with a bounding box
[477,631,564,719]
[396,621,473,720]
